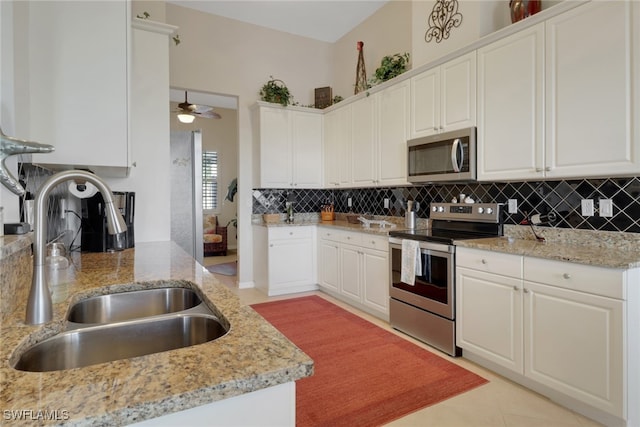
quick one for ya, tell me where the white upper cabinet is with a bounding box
[327,80,409,188]
[291,111,324,187]
[477,24,544,181]
[29,1,130,175]
[478,2,640,181]
[254,102,323,189]
[377,80,410,186]
[410,51,476,139]
[351,95,377,186]
[545,2,640,179]
[324,105,352,187]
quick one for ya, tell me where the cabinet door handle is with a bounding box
[523,288,529,294]
[481,259,487,264]
[545,167,551,172]
[513,286,518,291]
[289,232,293,235]
[563,273,571,279]
[269,244,274,247]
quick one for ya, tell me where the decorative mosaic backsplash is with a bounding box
[253,177,640,233]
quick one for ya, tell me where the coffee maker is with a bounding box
[81,191,135,252]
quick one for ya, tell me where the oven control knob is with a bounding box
[438,206,445,213]
[486,208,494,214]
[432,206,437,212]
[477,207,484,214]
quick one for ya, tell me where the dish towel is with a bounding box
[401,239,422,286]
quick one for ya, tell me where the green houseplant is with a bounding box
[370,52,411,85]
[259,76,292,106]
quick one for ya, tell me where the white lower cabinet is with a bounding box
[253,226,318,296]
[318,228,389,320]
[523,281,623,416]
[456,247,636,426]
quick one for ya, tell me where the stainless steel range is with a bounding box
[388,203,503,357]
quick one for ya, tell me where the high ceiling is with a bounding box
[168,1,389,110]
[167,0,389,43]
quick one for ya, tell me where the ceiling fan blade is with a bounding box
[195,110,221,119]
[192,104,213,113]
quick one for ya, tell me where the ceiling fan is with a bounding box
[175,91,221,123]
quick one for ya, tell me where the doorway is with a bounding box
[169,88,239,282]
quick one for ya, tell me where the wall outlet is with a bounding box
[581,199,594,216]
[599,199,613,217]
[507,199,518,214]
[384,198,389,209]
[347,197,352,208]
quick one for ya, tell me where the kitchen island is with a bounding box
[0,238,313,426]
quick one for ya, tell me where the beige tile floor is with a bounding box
[203,254,602,427]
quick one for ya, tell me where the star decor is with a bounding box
[425,0,463,44]
[0,127,54,196]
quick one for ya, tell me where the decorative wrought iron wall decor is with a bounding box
[425,0,463,43]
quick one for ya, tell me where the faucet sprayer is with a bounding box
[26,170,127,325]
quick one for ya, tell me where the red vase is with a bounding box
[509,0,541,23]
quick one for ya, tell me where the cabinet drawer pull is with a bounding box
[481,259,487,264]
[563,273,571,279]
[269,244,274,247]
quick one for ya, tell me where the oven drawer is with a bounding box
[457,247,523,278]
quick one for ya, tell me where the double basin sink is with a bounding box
[13,285,229,372]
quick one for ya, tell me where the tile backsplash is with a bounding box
[253,177,640,233]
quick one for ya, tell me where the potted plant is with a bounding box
[369,52,411,86]
[259,76,292,106]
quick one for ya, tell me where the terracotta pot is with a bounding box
[509,0,541,23]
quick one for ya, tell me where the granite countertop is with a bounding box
[456,233,640,269]
[0,240,313,426]
[252,213,414,236]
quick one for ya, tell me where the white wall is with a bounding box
[331,1,413,100]
[0,1,29,223]
[411,1,510,69]
[104,22,173,243]
[165,3,333,286]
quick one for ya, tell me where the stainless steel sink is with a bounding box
[13,314,228,372]
[67,287,202,324]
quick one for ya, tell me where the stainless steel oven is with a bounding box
[388,203,503,357]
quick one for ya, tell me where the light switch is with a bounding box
[384,198,389,209]
[507,199,517,214]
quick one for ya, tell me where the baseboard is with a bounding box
[238,281,255,289]
[463,351,626,427]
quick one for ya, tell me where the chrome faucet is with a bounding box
[26,170,128,325]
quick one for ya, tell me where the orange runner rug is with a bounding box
[251,295,488,426]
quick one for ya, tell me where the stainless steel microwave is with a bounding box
[407,127,476,183]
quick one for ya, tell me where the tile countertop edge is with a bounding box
[455,236,640,270]
[0,241,313,426]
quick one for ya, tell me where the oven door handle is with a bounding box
[451,138,462,173]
